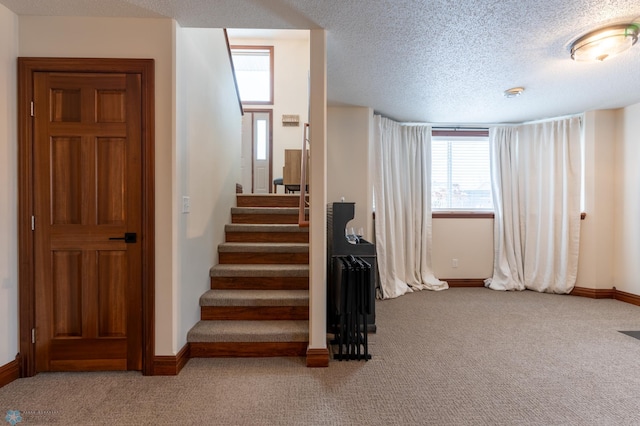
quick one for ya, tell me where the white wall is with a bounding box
[228,34,310,191]
[576,110,616,290]
[308,29,328,352]
[175,26,241,352]
[613,102,640,296]
[327,106,374,240]
[0,3,18,367]
[19,16,176,355]
[432,218,494,279]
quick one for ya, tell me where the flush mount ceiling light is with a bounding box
[504,87,525,98]
[570,23,639,62]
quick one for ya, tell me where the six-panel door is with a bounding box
[33,72,143,371]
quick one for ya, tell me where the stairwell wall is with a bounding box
[227,32,310,191]
[174,26,242,353]
[0,3,18,367]
[307,29,328,353]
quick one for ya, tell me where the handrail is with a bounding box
[223,29,244,116]
[298,123,310,227]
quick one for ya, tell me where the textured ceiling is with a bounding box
[3,0,640,124]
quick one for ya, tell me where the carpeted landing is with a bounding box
[1,288,640,425]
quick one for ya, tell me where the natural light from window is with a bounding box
[431,137,493,210]
[256,119,267,160]
[231,47,272,103]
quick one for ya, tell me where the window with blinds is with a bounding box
[431,132,493,210]
[230,46,274,104]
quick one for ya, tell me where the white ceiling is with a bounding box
[3,0,640,124]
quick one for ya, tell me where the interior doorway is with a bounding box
[18,58,155,376]
[241,110,273,193]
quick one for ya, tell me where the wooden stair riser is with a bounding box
[211,276,309,290]
[232,213,308,224]
[201,306,309,321]
[236,195,305,208]
[188,193,312,360]
[219,252,309,264]
[226,232,309,243]
[190,342,308,357]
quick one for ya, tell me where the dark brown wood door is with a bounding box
[33,72,143,372]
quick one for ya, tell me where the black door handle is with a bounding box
[109,232,137,243]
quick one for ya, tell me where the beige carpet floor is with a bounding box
[1,288,640,425]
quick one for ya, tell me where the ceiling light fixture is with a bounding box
[570,23,639,62]
[504,87,525,98]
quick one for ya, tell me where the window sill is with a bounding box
[432,212,587,220]
[374,212,586,220]
[433,211,494,219]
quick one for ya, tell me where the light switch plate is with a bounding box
[182,196,190,214]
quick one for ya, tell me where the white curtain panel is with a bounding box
[486,116,582,293]
[372,115,448,299]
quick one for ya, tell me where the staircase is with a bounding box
[187,194,311,358]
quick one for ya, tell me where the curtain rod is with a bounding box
[375,111,503,128]
[374,112,584,128]
[519,112,584,126]
[432,126,489,131]
[485,112,584,127]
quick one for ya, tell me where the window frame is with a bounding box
[230,45,274,105]
[431,129,494,217]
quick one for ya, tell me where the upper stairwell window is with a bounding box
[230,46,274,105]
[431,130,493,212]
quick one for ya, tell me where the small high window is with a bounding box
[230,46,274,105]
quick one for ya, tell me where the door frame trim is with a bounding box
[244,108,273,193]
[17,57,155,376]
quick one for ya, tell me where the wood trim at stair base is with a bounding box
[190,342,308,357]
[201,306,309,321]
[211,276,309,290]
[614,288,640,307]
[232,214,308,224]
[444,279,486,287]
[225,232,309,243]
[0,355,21,388]
[236,195,301,208]
[219,253,309,265]
[570,287,615,299]
[152,344,190,376]
[306,347,329,368]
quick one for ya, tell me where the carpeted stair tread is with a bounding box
[187,320,309,343]
[210,264,309,277]
[225,224,309,233]
[218,242,309,253]
[200,289,309,306]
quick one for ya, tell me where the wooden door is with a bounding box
[33,72,143,371]
[240,110,272,193]
[251,111,271,194]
